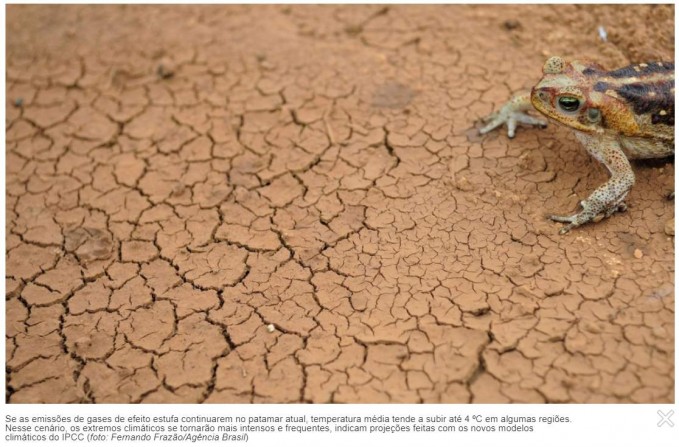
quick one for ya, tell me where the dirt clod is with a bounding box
[156,58,176,79]
[664,218,674,236]
[64,228,115,264]
[503,19,521,30]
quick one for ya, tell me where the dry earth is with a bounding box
[5,5,675,403]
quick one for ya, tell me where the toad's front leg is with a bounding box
[550,133,635,234]
[479,91,548,138]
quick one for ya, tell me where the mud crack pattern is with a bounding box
[5,5,674,403]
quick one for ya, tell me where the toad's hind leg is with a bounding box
[550,133,635,234]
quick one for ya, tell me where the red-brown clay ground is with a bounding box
[5,5,674,403]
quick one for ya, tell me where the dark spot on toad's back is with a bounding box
[594,81,609,92]
[583,67,604,76]
[615,80,674,125]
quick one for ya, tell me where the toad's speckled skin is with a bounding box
[480,56,675,234]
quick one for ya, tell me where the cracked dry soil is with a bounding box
[5,5,675,404]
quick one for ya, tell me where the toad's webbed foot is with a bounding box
[479,91,548,138]
[550,201,628,234]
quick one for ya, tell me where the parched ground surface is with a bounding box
[5,5,675,403]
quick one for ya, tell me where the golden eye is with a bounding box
[558,97,580,112]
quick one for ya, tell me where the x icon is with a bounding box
[657,410,674,428]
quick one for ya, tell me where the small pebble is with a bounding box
[652,326,667,338]
[156,58,176,79]
[633,248,643,259]
[14,97,23,107]
[503,19,521,30]
[171,182,185,196]
[664,218,674,236]
[583,321,603,334]
[266,323,275,333]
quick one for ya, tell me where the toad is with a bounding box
[480,56,674,233]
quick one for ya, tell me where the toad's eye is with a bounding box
[558,96,581,112]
